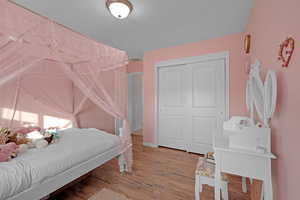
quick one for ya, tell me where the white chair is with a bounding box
[195,157,248,200]
[195,157,229,200]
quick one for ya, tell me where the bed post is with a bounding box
[118,154,126,174]
[115,119,127,174]
[115,118,122,136]
[118,127,127,174]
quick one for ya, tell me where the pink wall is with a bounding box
[143,33,247,143]
[74,70,117,133]
[0,61,75,129]
[76,98,115,133]
[78,59,144,133]
[246,0,300,199]
[127,60,143,73]
[77,59,144,133]
[0,59,118,133]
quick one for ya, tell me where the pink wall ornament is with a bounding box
[278,37,295,68]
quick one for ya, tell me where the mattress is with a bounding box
[0,128,121,200]
[0,160,32,200]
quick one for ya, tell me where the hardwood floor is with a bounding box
[50,134,251,200]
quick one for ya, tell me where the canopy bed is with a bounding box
[0,0,132,199]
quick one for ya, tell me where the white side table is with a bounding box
[214,137,276,200]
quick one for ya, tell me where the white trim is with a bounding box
[154,51,230,147]
[143,142,158,148]
[155,51,229,68]
[225,53,230,121]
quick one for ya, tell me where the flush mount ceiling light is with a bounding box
[106,0,133,19]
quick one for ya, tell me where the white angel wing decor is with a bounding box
[247,60,277,127]
[251,74,265,121]
[264,70,277,126]
[246,80,252,112]
[248,60,265,122]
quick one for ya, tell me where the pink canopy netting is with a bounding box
[0,0,132,171]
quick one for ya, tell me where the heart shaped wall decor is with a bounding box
[278,37,295,68]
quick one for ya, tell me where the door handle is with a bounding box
[219,112,225,119]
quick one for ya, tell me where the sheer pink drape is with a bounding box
[0,0,132,171]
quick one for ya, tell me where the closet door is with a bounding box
[157,58,226,154]
[186,60,225,153]
[158,65,189,150]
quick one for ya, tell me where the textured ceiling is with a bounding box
[11,0,253,59]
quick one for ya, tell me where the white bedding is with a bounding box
[0,161,32,200]
[0,128,121,200]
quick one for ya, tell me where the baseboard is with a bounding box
[143,142,158,148]
[131,129,143,136]
[132,128,142,132]
[132,132,142,136]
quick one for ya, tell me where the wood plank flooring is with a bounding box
[49,134,251,200]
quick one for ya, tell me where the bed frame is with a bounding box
[7,126,126,200]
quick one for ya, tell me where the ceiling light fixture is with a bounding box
[106,0,133,19]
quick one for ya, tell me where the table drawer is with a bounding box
[221,152,266,180]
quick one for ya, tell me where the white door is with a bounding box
[157,58,226,154]
[158,64,189,150]
[128,73,143,132]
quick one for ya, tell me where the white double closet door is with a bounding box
[158,59,226,154]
